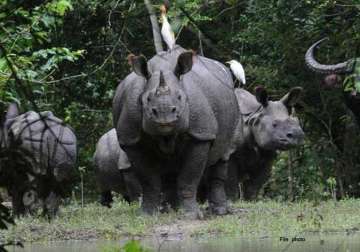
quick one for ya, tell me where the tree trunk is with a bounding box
[144,0,163,53]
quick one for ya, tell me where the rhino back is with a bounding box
[9,111,77,181]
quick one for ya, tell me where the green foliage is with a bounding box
[121,240,151,252]
[344,58,360,92]
[101,241,151,252]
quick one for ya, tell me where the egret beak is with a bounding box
[225,61,231,64]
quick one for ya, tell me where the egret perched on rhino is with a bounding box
[113,47,239,218]
[226,86,305,200]
[94,129,141,207]
[226,60,246,87]
[0,103,77,216]
[160,4,175,51]
[305,38,360,125]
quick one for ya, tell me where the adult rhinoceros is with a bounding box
[0,103,77,216]
[226,86,305,200]
[113,46,239,219]
[94,128,141,207]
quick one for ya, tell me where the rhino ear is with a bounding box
[281,87,303,108]
[128,54,150,79]
[175,51,194,78]
[5,103,19,121]
[255,86,268,107]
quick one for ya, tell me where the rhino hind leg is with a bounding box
[10,189,26,216]
[23,189,43,215]
[208,160,229,216]
[43,191,60,218]
[100,191,113,208]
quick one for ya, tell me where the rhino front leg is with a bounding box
[225,157,240,202]
[177,140,211,219]
[209,160,229,215]
[122,146,161,215]
[137,174,161,215]
[243,165,271,200]
[123,171,142,203]
[161,174,178,212]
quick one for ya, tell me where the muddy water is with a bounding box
[7,233,360,252]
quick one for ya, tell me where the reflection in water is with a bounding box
[7,233,360,252]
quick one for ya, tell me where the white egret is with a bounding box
[160,4,175,51]
[226,59,246,87]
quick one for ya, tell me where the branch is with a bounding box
[179,7,217,43]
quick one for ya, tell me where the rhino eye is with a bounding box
[272,122,277,128]
[177,95,181,101]
[147,97,151,102]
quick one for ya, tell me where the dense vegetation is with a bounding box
[1,0,360,203]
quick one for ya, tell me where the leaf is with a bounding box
[47,0,74,16]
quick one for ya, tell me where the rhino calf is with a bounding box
[94,129,141,207]
[0,103,77,216]
[227,86,305,200]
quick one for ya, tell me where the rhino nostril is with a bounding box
[171,107,176,113]
[152,108,158,117]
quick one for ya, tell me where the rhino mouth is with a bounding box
[276,138,300,150]
[157,122,176,134]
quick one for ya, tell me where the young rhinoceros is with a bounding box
[226,86,305,200]
[0,103,77,216]
[94,129,141,207]
[113,46,239,219]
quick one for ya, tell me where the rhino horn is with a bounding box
[305,38,350,74]
[159,71,166,88]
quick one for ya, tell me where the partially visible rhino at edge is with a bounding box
[94,128,141,207]
[0,103,77,217]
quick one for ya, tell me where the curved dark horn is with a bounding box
[305,38,350,74]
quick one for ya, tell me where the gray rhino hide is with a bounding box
[94,128,131,193]
[8,111,77,182]
[227,87,304,200]
[113,45,239,164]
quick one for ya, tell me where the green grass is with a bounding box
[1,198,360,243]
